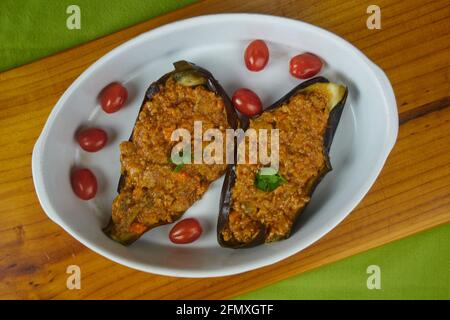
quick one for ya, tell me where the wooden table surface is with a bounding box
[0,0,449,299]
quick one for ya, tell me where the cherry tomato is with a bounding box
[100,82,128,113]
[71,168,97,200]
[289,53,323,79]
[76,128,108,152]
[244,40,269,72]
[232,88,263,117]
[169,218,202,244]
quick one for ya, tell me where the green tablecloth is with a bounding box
[0,0,196,71]
[239,223,449,300]
[1,0,448,300]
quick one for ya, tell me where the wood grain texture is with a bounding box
[0,0,449,299]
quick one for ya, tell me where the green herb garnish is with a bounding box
[169,149,191,172]
[173,163,184,172]
[254,167,287,192]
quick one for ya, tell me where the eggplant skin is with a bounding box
[104,61,240,245]
[217,77,348,248]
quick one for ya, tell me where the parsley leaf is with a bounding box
[254,167,287,192]
[173,163,184,172]
[169,149,191,172]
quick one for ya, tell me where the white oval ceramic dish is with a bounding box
[32,14,398,278]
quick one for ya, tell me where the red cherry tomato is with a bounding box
[100,83,128,113]
[71,168,97,200]
[289,53,323,79]
[232,88,263,117]
[169,218,202,244]
[76,128,108,152]
[244,40,269,72]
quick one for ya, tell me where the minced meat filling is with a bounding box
[110,78,228,243]
[221,89,330,244]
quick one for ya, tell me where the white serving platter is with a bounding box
[32,14,398,277]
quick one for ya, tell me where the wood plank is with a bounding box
[0,0,449,299]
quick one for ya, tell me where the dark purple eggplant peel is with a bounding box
[104,61,241,245]
[217,77,348,248]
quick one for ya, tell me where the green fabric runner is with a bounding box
[1,0,448,299]
[238,223,449,300]
[0,0,197,71]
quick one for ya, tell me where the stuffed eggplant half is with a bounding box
[105,61,239,245]
[218,77,348,248]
